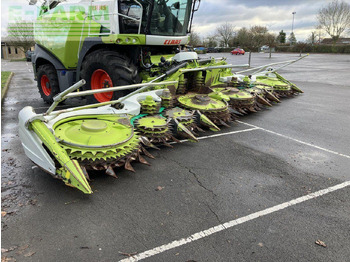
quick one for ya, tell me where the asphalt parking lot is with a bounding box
[1,53,350,262]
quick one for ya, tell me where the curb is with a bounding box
[1,72,14,102]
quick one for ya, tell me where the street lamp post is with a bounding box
[292,11,296,33]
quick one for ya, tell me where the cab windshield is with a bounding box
[118,0,192,36]
[149,0,192,36]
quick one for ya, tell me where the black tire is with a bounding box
[81,50,141,104]
[37,64,60,104]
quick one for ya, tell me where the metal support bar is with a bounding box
[46,80,86,115]
[133,0,143,34]
[248,52,252,67]
[250,64,275,75]
[236,60,295,74]
[65,81,178,98]
[44,80,178,117]
[181,64,249,73]
[236,54,308,75]
[118,79,176,103]
[269,54,309,74]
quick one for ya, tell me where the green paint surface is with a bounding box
[137,115,167,128]
[55,119,133,147]
[178,94,227,111]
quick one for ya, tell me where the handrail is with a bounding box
[44,80,178,116]
[181,64,249,73]
[236,54,309,75]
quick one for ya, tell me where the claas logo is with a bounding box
[164,40,182,45]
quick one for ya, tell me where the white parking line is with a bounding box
[119,120,350,261]
[120,181,350,262]
[237,120,350,159]
[197,127,259,140]
[170,127,259,144]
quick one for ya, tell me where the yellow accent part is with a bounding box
[30,120,92,194]
[65,169,71,180]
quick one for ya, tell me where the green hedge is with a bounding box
[220,47,234,53]
[275,44,350,53]
[212,47,251,53]
[1,72,11,89]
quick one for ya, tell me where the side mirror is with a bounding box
[194,0,201,11]
[172,2,180,9]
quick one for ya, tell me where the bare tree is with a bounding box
[216,22,235,47]
[317,0,350,44]
[189,30,202,47]
[248,26,269,51]
[288,32,297,45]
[235,26,270,52]
[7,21,35,52]
[203,35,218,48]
[296,42,308,56]
[316,25,326,43]
[265,33,277,58]
[235,27,253,49]
[307,31,317,45]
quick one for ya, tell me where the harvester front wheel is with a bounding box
[81,50,140,103]
[37,64,60,104]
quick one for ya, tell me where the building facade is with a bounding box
[1,42,27,60]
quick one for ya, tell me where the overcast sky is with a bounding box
[192,0,350,41]
[2,0,350,41]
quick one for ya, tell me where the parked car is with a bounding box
[259,45,270,52]
[194,47,207,54]
[25,50,34,62]
[231,48,245,55]
[207,47,216,53]
[215,47,223,53]
[184,45,194,51]
[260,45,269,51]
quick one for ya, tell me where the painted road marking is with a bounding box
[237,120,350,159]
[169,127,259,144]
[197,127,259,140]
[119,181,350,262]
